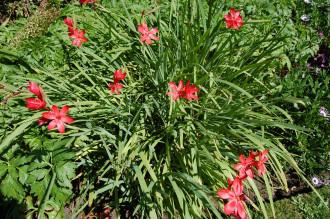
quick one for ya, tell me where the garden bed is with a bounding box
[0,0,329,218]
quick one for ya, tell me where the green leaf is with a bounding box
[0,173,25,202]
[0,162,8,178]
[30,175,50,200]
[55,161,76,189]
[0,114,40,154]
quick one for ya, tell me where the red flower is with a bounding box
[138,22,159,45]
[63,17,88,47]
[25,98,46,110]
[108,69,126,94]
[64,17,74,27]
[80,0,95,4]
[184,80,199,101]
[255,150,269,176]
[70,29,88,47]
[108,83,124,94]
[167,80,185,101]
[224,8,244,30]
[167,80,199,101]
[217,177,247,219]
[41,105,74,133]
[27,81,43,99]
[226,176,243,193]
[26,82,46,110]
[233,152,256,179]
[64,17,74,35]
[114,69,127,83]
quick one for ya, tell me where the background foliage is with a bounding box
[0,0,329,218]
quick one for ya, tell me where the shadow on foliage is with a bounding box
[0,196,25,219]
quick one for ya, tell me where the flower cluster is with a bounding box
[28,8,243,129]
[64,17,88,47]
[217,149,269,219]
[108,69,127,94]
[33,7,244,131]
[25,82,74,133]
[61,7,241,100]
[63,7,243,46]
[166,80,199,101]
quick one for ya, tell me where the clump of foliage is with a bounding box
[10,2,61,47]
[0,0,61,22]
[273,0,330,174]
[0,0,328,218]
[278,65,330,174]
[253,185,330,219]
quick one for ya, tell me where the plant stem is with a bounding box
[38,171,57,219]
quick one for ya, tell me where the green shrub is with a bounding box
[0,0,327,218]
[253,186,330,219]
[277,66,330,174]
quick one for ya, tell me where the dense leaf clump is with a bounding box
[0,0,329,218]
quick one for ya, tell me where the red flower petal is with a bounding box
[257,164,266,176]
[167,80,185,101]
[60,105,70,115]
[48,120,57,130]
[114,69,127,82]
[108,82,124,94]
[245,168,254,179]
[217,189,235,200]
[149,28,159,35]
[62,116,74,124]
[255,149,269,176]
[51,105,59,114]
[68,27,75,36]
[236,201,247,219]
[42,111,56,120]
[184,80,199,101]
[56,120,65,133]
[70,29,88,47]
[224,200,237,215]
[231,177,243,196]
[27,81,43,99]
[64,17,74,27]
[25,98,46,110]
[80,0,95,4]
[138,23,148,35]
[234,154,255,179]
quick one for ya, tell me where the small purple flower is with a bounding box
[312,176,323,187]
[311,176,322,187]
[319,107,328,117]
[319,32,324,37]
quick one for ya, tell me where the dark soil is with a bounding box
[250,170,330,203]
